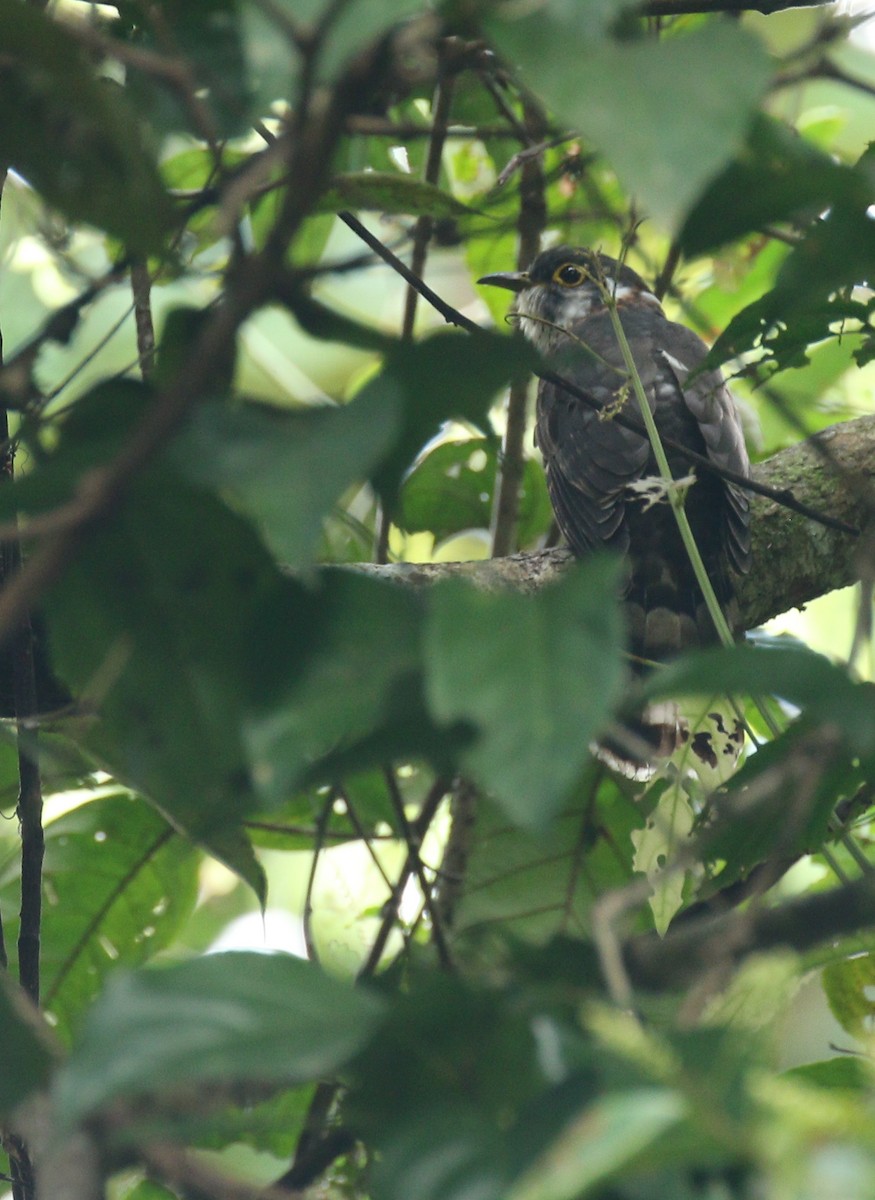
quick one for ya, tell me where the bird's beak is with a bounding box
[477,270,530,293]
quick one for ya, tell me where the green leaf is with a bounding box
[245,571,432,807]
[115,0,250,138]
[318,173,475,217]
[424,558,625,825]
[510,1089,685,1200]
[53,951,384,1131]
[40,440,303,894]
[681,114,866,258]
[363,330,537,512]
[823,954,875,1040]
[242,0,426,106]
[173,396,398,565]
[0,976,55,1117]
[398,437,552,547]
[487,15,770,230]
[0,793,199,1044]
[645,644,875,765]
[453,782,642,945]
[0,1,172,254]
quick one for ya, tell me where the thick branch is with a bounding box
[359,413,875,631]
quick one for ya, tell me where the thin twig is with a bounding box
[130,262,156,382]
[302,795,333,964]
[491,99,547,557]
[382,768,453,970]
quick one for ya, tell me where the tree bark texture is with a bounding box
[357,413,875,632]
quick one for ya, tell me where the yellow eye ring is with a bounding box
[553,263,586,287]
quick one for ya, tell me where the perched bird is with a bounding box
[479,246,751,768]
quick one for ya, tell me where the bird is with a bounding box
[479,245,752,770]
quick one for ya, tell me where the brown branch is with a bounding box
[640,0,834,13]
[352,410,875,632]
[624,870,875,993]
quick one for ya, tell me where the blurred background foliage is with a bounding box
[1,1,875,1199]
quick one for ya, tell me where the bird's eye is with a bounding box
[554,263,585,287]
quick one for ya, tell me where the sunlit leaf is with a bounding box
[0,793,199,1044]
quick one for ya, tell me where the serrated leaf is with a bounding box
[53,951,384,1131]
[318,172,475,217]
[0,793,199,1044]
[0,1,172,253]
[424,558,625,825]
[487,15,770,230]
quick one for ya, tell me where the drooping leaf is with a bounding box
[487,14,770,230]
[36,409,308,896]
[424,558,626,825]
[0,793,199,1044]
[53,951,384,1131]
[0,0,172,253]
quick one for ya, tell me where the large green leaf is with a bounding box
[0,793,200,1044]
[453,782,643,945]
[245,571,434,807]
[0,1,172,253]
[487,14,771,230]
[362,329,538,512]
[680,114,867,257]
[510,1088,686,1200]
[41,459,305,896]
[53,951,384,1130]
[424,558,626,825]
[173,396,398,565]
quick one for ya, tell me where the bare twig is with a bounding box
[491,98,547,557]
[130,262,156,382]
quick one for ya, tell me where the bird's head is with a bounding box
[478,245,661,354]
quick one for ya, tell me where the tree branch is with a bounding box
[356,412,875,632]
